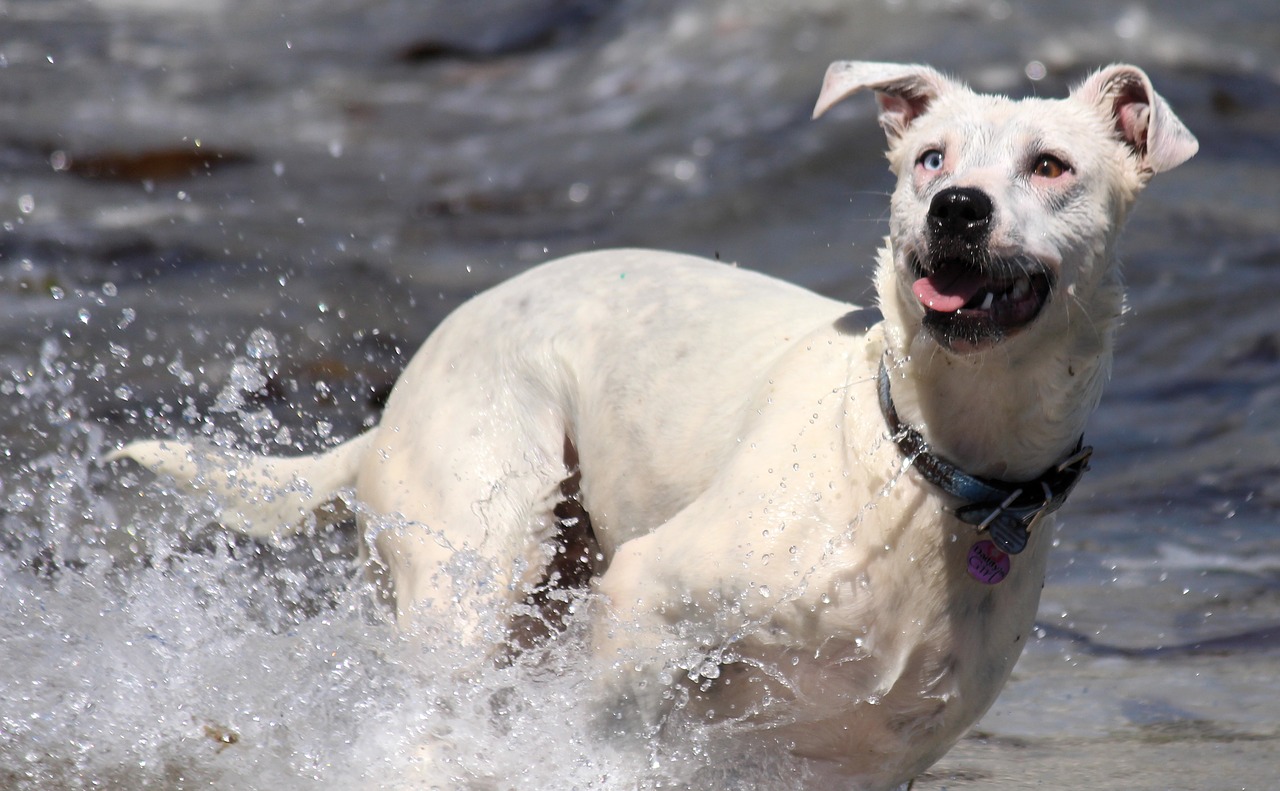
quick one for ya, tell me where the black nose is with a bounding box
[927,187,993,241]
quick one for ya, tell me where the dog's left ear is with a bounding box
[1073,64,1199,176]
[812,61,957,140]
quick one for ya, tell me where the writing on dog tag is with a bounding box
[967,540,1009,585]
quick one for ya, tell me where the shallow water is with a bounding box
[2,1,1278,788]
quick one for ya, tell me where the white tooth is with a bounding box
[981,291,994,310]
[1010,277,1030,300]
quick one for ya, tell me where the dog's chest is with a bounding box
[691,526,1048,785]
[689,392,1051,781]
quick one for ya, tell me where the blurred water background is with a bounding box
[1,1,1278,788]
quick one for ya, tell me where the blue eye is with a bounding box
[919,149,945,171]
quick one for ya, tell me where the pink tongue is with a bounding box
[913,268,987,313]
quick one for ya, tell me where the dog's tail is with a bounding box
[106,431,376,538]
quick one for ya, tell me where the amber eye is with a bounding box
[1032,154,1070,179]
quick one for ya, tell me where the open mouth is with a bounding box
[908,253,1053,349]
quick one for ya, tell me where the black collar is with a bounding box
[877,358,1092,555]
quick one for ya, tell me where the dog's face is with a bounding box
[814,63,1198,356]
[887,91,1122,354]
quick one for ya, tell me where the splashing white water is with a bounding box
[0,341,817,790]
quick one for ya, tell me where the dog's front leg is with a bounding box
[589,512,767,733]
[590,533,689,730]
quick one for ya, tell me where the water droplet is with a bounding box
[245,328,278,360]
[8,487,34,510]
[167,356,195,387]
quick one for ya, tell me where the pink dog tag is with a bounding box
[967,540,1010,585]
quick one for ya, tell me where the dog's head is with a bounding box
[814,62,1197,356]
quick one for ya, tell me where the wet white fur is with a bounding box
[111,63,1196,789]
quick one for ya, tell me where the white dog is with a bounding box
[112,62,1196,788]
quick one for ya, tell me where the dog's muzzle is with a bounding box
[910,187,1053,351]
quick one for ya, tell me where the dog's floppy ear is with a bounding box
[1073,64,1199,176]
[812,61,956,140]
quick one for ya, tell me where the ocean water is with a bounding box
[1,1,1278,788]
